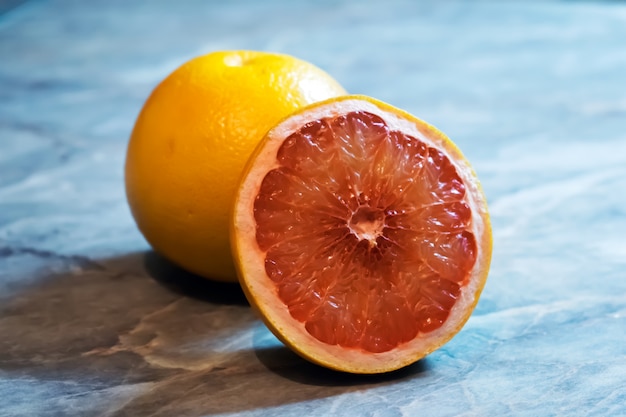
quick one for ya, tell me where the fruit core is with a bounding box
[349,206,385,246]
[253,111,477,353]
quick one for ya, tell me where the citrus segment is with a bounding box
[233,95,492,373]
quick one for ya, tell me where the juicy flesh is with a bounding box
[254,111,477,353]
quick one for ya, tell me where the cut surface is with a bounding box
[233,96,492,373]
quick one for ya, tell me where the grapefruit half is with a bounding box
[232,95,492,373]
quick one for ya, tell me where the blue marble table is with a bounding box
[1,1,625,416]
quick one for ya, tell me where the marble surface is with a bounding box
[1,0,626,416]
